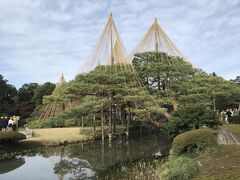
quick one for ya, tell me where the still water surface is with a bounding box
[0,133,171,180]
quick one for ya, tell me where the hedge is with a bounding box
[0,131,26,143]
[172,129,218,155]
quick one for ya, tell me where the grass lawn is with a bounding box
[194,124,240,180]
[24,125,126,145]
[194,145,240,180]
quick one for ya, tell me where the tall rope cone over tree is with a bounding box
[30,12,236,134]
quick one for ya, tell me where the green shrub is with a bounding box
[52,118,65,127]
[0,131,26,143]
[26,119,53,129]
[64,118,76,127]
[229,115,240,124]
[40,118,54,128]
[172,129,217,155]
[166,104,221,136]
[157,156,198,180]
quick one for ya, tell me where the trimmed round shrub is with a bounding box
[157,156,198,180]
[0,131,26,143]
[172,129,217,155]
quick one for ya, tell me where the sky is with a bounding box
[0,0,239,88]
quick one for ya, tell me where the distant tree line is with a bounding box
[0,74,55,119]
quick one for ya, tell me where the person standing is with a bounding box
[0,116,4,131]
[8,117,14,131]
[3,116,8,131]
[226,109,232,123]
[220,110,226,122]
[12,116,17,131]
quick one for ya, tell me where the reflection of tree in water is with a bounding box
[53,158,96,180]
[0,157,25,174]
[63,134,171,171]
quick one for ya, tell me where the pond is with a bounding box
[0,133,171,180]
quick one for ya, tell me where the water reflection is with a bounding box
[0,157,25,174]
[0,133,171,180]
[54,158,96,180]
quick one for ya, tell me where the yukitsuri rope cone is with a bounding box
[37,73,76,119]
[129,18,207,77]
[78,12,130,74]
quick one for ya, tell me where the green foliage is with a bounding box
[33,82,56,106]
[27,109,101,128]
[99,159,163,179]
[37,64,167,125]
[18,83,39,119]
[27,119,54,128]
[171,129,218,155]
[229,115,240,124]
[27,52,240,130]
[157,156,198,180]
[0,131,26,143]
[177,76,240,110]
[166,104,221,135]
[132,52,196,93]
[0,74,18,115]
[133,52,240,112]
[18,83,39,102]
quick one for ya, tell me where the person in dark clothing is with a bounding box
[3,116,8,131]
[0,116,4,131]
[226,109,232,123]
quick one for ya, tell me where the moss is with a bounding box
[172,129,218,155]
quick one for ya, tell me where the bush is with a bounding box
[172,129,217,155]
[229,115,240,124]
[0,131,26,143]
[165,104,221,136]
[64,118,77,127]
[26,119,54,129]
[157,156,198,180]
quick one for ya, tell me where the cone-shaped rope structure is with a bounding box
[37,74,77,119]
[53,73,66,95]
[78,12,129,73]
[129,18,208,77]
[128,18,190,63]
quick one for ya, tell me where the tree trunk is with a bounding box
[93,113,96,137]
[120,107,123,124]
[101,109,104,143]
[113,106,116,134]
[126,108,130,137]
[157,75,161,91]
[108,107,112,134]
[81,116,84,128]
